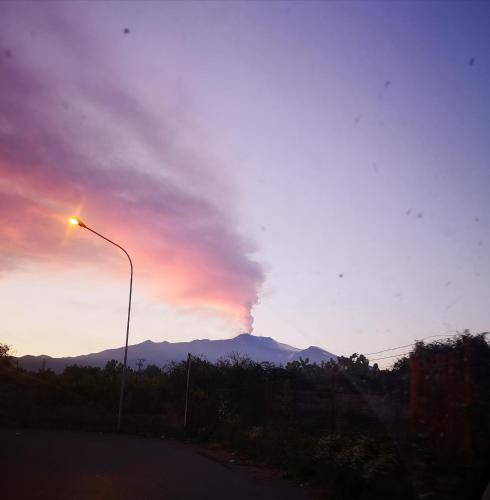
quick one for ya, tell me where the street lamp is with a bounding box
[69,216,133,432]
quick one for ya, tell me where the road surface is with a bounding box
[0,428,310,500]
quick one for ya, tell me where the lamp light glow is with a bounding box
[69,216,85,227]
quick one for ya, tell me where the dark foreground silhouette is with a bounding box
[1,333,489,500]
[0,428,308,500]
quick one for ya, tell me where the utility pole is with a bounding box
[331,366,337,431]
[136,358,145,372]
[184,352,192,428]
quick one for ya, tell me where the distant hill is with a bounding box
[16,333,337,373]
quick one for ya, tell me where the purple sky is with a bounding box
[1,1,489,363]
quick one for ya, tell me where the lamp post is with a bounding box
[69,216,132,432]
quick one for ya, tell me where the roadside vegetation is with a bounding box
[1,333,489,500]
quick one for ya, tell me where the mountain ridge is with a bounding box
[16,333,337,373]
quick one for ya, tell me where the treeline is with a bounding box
[1,333,489,500]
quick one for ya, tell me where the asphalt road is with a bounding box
[0,428,310,500]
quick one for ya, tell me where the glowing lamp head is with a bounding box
[69,216,86,228]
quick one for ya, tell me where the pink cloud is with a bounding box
[0,6,263,330]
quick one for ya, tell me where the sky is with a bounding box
[1,1,489,364]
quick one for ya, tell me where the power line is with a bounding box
[365,332,462,356]
[367,331,482,362]
[366,343,414,356]
[370,351,411,362]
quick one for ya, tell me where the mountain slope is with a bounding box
[17,333,337,372]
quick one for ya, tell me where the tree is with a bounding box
[0,343,12,368]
